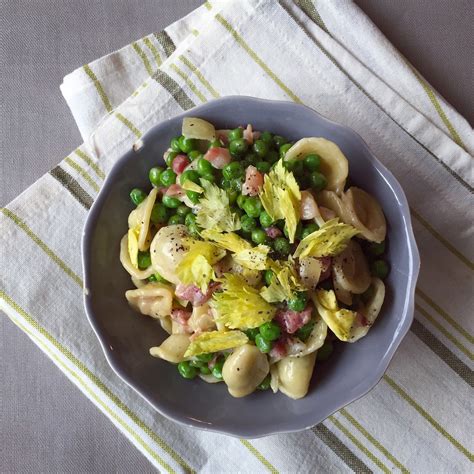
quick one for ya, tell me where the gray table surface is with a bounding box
[1,1,472,472]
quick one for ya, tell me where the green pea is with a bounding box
[260,131,273,144]
[208,139,222,149]
[317,341,334,361]
[241,215,257,233]
[180,169,200,185]
[165,151,178,167]
[296,321,315,342]
[279,143,293,158]
[170,136,182,152]
[229,138,248,156]
[187,223,200,237]
[220,177,231,190]
[371,260,390,279]
[201,172,216,183]
[256,161,271,173]
[137,251,151,269]
[264,270,275,286]
[251,228,267,244]
[162,195,181,208]
[273,135,287,148]
[185,212,197,227]
[253,139,269,157]
[148,272,169,284]
[130,188,146,206]
[211,358,225,379]
[255,334,272,353]
[150,203,168,224]
[257,374,271,390]
[199,366,211,375]
[368,241,386,256]
[188,150,202,161]
[159,169,177,187]
[197,157,213,175]
[284,159,303,175]
[176,204,191,216]
[259,321,280,341]
[304,154,321,171]
[259,211,274,228]
[149,166,164,186]
[237,194,247,209]
[195,353,213,363]
[288,291,308,312]
[228,127,243,141]
[177,361,197,379]
[178,136,196,153]
[244,328,260,341]
[245,152,259,165]
[226,190,238,205]
[168,214,185,225]
[273,237,291,256]
[266,150,279,164]
[243,197,263,218]
[300,222,320,239]
[223,161,244,180]
[186,190,201,204]
[309,171,327,191]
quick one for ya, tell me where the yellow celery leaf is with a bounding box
[211,274,276,329]
[293,218,359,258]
[201,229,251,253]
[184,330,248,357]
[259,160,301,243]
[181,179,203,193]
[175,240,226,292]
[233,244,271,270]
[196,179,241,232]
[127,226,141,268]
[261,258,304,302]
[312,289,357,341]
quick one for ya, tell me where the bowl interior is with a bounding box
[83,97,417,438]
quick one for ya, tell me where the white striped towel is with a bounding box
[2,1,473,472]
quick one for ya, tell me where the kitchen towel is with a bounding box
[1,1,473,472]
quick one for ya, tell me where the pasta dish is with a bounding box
[120,117,389,399]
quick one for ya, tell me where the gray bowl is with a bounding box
[82,96,419,438]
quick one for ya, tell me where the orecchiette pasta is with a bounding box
[285,138,349,194]
[332,240,371,295]
[150,334,190,363]
[189,303,216,333]
[289,316,327,358]
[120,234,155,280]
[299,256,322,290]
[277,352,317,399]
[342,187,386,243]
[149,224,189,284]
[125,282,173,319]
[349,278,385,342]
[222,344,269,397]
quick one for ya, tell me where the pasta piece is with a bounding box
[188,303,216,333]
[332,240,371,294]
[172,320,192,335]
[199,373,223,383]
[289,316,327,358]
[342,187,386,243]
[277,352,317,399]
[138,188,158,251]
[215,255,262,286]
[270,363,279,394]
[125,282,173,319]
[332,274,353,306]
[131,276,147,288]
[182,117,216,141]
[222,344,269,398]
[149,334,190,363]
[149,224,189,284]
[350,278,385,342]
[298,256,322,290]
[284,138,348,194]
[120,234,155,279]
[160,316,172,335]
[316,190,348,221]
